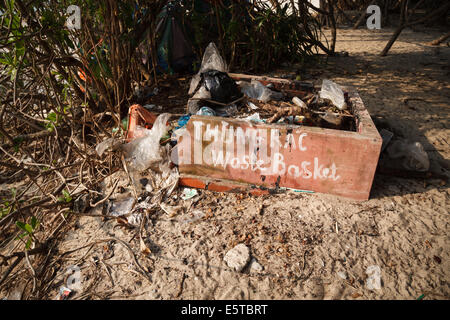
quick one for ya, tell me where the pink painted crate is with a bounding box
[177,75,381,201]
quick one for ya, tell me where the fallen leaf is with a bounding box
[140,238,151,256]
[425,240,432,249]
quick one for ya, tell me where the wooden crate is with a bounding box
[177,75,382,201]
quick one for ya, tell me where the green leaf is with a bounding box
[46,112,57,123]
[62,190,72,202]
[26,238,32,249]
[16,221,26,231]
[31,216,37,229]
[24,223,33,234]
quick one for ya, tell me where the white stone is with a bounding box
[337,271,347,279]
[249,258,264,273]
[224,244,251,272]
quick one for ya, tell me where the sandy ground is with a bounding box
[1,27,449,300]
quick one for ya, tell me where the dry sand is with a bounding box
[1,27,449,300]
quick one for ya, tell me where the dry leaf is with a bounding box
[140,238,151,256]
[352,292,362,299]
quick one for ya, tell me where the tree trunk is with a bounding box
[381,1,450,56]
[380,0,407,56]
[353,0,375,29]
[328,0,337,54]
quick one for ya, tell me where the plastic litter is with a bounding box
[248,102,259,110]
[366,265,382,290]
[55,287,72,300]
[319,79,347,110]
[196,106,216,116]
[176,115,191,129]
[386,140,430,172]
[95,138,122,157]
[292,97,307,108]
[155,1,195,74]
[188,42,227,95]
[181,188,198,200]
[201,70,241,104]
[187,43,241,114]
[109,197,135,217]
[122,113,171,172]
[242,113,262,122]
[240,80,283,103]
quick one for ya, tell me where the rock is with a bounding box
[224,244,250,272]
[337,271,347,279]
[249,258,264,273]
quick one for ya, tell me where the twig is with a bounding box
[24,250,37,293]
[89,179,119,207]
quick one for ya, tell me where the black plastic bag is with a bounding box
[201,70,242,104]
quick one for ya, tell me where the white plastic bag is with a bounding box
[239,80,283,103]
[123,113,171,172]
[188,42,227,95]
[95,137,121,156]
[386,140,430,172]
[319,79,347,110]
[109,197,135,217]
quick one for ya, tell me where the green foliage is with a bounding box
[183,1,323,72]
[16,216,40,250]
[45,112,58,132]
[0,188,17,219]
[58,189,72,203]
[0,202,12,219]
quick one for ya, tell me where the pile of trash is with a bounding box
[88,43,362,225]
[185,42,356,131]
